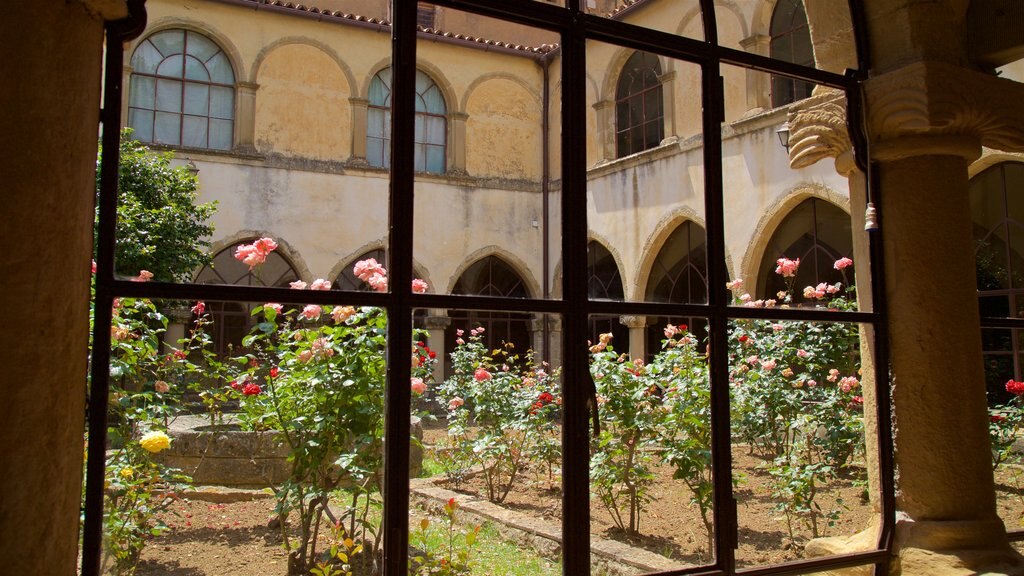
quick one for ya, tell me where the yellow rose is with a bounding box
[139,431,171,454]
[120,467,134,479]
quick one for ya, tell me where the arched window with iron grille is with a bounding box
[645,221,708,357]
[588,241,628,352]
[449,256,532,368]
[769,0,815,108]
[615,51,664,158]
[367,67,447,174]
[128,29,235,150]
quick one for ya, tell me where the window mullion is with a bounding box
[383,1,418,574]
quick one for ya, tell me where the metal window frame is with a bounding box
[84,1,894,575]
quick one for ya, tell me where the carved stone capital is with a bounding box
[786,87,853,172]
[422,316,451,331]
[618,315,648,329]
[865,61,1024,161]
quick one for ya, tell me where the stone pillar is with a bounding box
[619,315,648,361]
[449,111,468,174]
[593,99,614,162]
[658,70,677,140]
[163,305,192,350]
[739,35,770,112]
[0,3,126,576]
[422,313,450,382]
[350,97,369,162]
[236,81,259,154]
[861,62,1024,573]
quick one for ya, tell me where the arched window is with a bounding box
[588,241,629,352]
[367,67,447,174]
[335,248,387,292]
[193,242,299,355]
[770,0,815,107]
[449,256,531,367]
[615,51,665,158]
[128,29,235,150]
[757,198,854,299]
[971,162,1024,402]
[645,221,708,357]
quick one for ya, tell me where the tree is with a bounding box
[96,131,217,282]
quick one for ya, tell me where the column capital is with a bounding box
[618,315,648,329]
[864,61,1024,161]
[739,34,769,54]
[237,81,260,92]
[77,0,128,20]
[422,316,451,330]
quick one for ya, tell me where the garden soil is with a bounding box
[136,435,1024,576]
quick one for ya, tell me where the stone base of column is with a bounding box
[891,516,1024,576]
[803,515,1024,575]
[803,515,879,576]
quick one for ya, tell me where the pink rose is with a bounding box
[797,349,809,358]
[367,273,388,292]
[353,258,386,282]
[289,280,308,290]
[300,304,322,321]
[310,278,332,291]
[775,257,800,278]
[474,368,491,382]
[191,301,206,315]
[298,350,313,363]
[132,270,154,282]
[664,324,679,339]
[807,379,817,388]
[331,305,355,324]
[761,359,777,371]
[91,260,97,275]
[265,303,283,315]
[253,237,278,255]
[834,257,853,270]
[154,380,170,393]
[726,279,743,290]
[234,244,265,269]
[411,279,428,293]
[448,396,465,411]
[411,378,427,395]
[827,368,840,383]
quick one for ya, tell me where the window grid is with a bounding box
[769,0,815,108]
[615,51,665,158]
[128,29,235,150]
[86,2,893,575]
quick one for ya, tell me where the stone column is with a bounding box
[619,315,648,361]
[349,97,369,163]
[422,313,450,382]
[449,111,468,174]
[0,2,126,575]
[162,305,192,350]
[592,99,614,162]
[658,69,677,140]
[739,35,770,112]
[863,64,1024,573]
[236,81,259,154]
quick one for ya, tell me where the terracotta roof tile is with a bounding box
[222,0,558,55]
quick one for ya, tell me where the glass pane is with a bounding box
[730,318,874,567]
[367,137,384,168]
[585,0,704,40]
[156,54,184,79]
[588,315,715,570]
[182,116,208,148]
[425,145,445,174]
[104,298,389,573]
[210,86,233,119]
[127,108,153,142]
[129,75,155,109]
[183,55,211,82]
[723,66,863,312]
[985,353,1015,403]
[983,328,1013,352]
[183,82,209,116]
[412,308,563,576]
[131,40,164,74]
[425,116,445,145]
[367,108,384,138]
[209,118,232,150]
[369,73,389,105]
[206,52,234,84]
[148,29,185,58]
[156,78,182,113]
[154,111,180,145]
[185,30,219,62]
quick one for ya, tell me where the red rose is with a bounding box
[738,334,749,343]
[1007,379,1024,396]
[992,414,1008,423]
[269,366,280,379]
[242,383,262,396]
